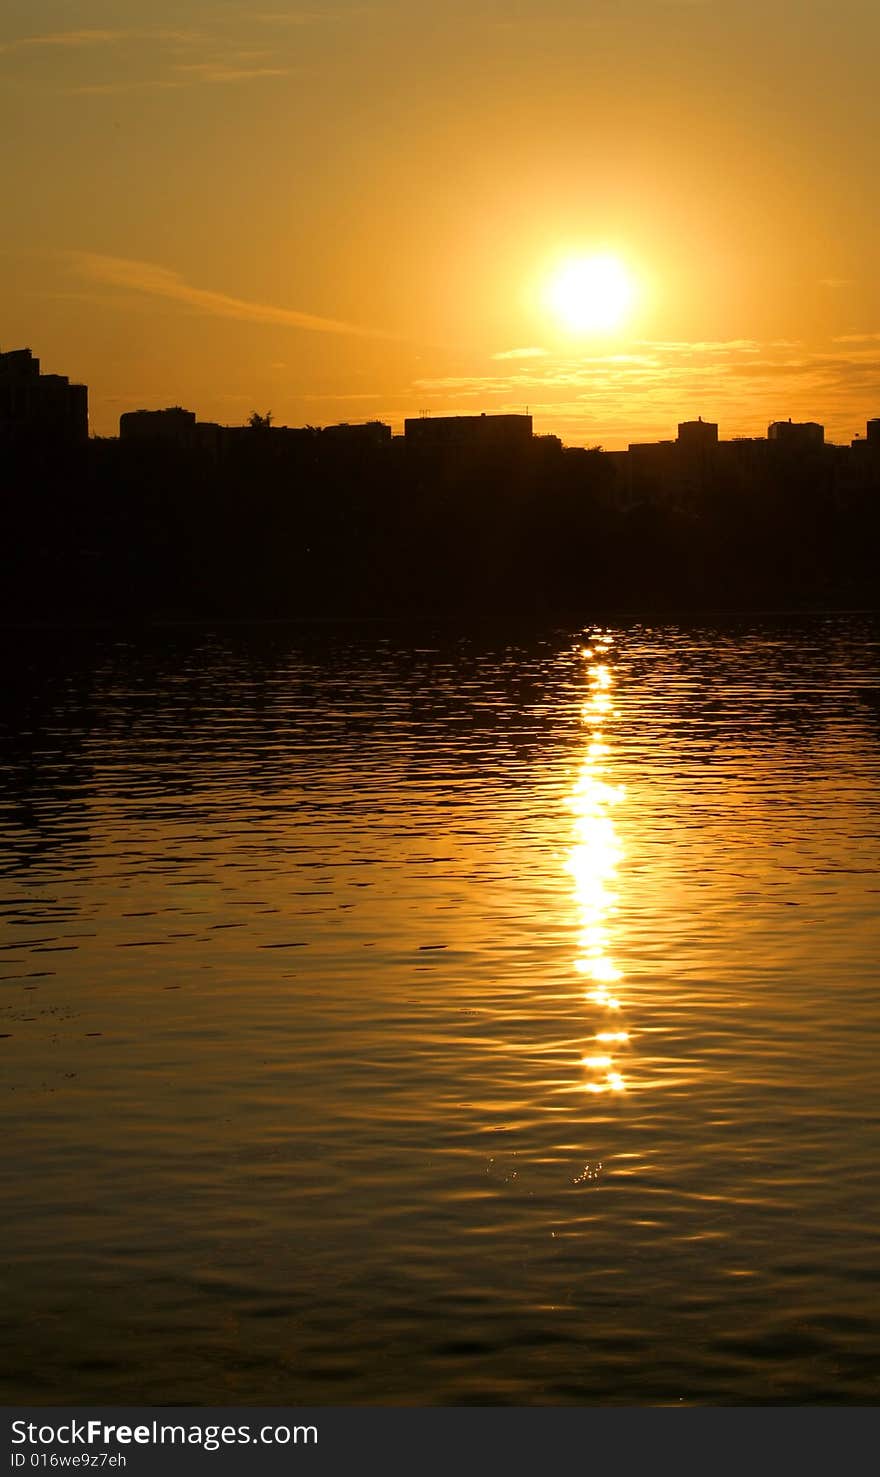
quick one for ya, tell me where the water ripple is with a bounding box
[1,612,879,1404]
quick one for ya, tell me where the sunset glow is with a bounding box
[2,2,879,447]
[546,255,636,335]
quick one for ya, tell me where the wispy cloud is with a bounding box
[303,391,385,401]
[0,28,199,55]
[0,18,313,89]
[171,61,292,83]
[65,79,184,95]
[0,29,125,53]
[64,64,292,95]
[632,338,764,354]
[73,253,389,339]
[492,346,548,361]
[0,10,342,56]
[246,9,341,24]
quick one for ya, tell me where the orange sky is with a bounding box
[2,0,879,446]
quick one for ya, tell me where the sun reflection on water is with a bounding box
[569,633,630,1094]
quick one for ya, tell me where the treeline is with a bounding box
[1,432,878,623]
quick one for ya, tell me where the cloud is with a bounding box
[0,19,311,89]
[0,23,297,93]
[0,28,199,55]
[171,62,292,82]
[492,346,548,361]
[65,79,184,95]
[246,9,342,23]
[0,29,125,53]
[72,253,389,339]
[65,65,292,95]
[632,338,763,355]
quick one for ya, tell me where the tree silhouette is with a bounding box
[248,411,273,430]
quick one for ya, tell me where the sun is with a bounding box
[546,254,635,334]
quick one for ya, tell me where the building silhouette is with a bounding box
[404,412,533,451]
[119,408,392,456]
[322,420,392,448]
[0,348,88,445]
[677,417,718,451]
[119,407,198,444]
[768,418,824,447]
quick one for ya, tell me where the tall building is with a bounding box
[677,417,718,449]
[768,419,824,447]
[677,417,719,490]
[404,413,533,451]
[848,419,880,486]
[0,348,88,445]
[624,439,676,501]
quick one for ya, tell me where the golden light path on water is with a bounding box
[569,634,630,1096]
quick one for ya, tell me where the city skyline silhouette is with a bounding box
[2,338,879,627]
[3,341,880,454]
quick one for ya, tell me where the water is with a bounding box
[2,614,879,1406]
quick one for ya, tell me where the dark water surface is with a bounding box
[2,614,879,1405]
